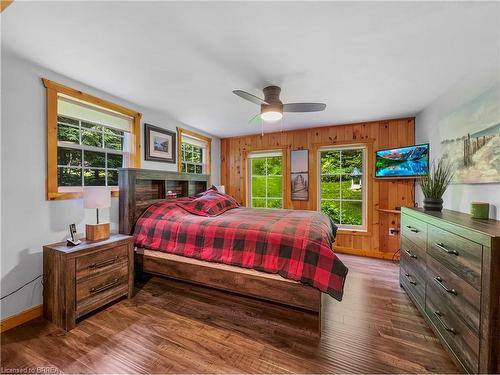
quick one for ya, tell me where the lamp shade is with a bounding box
[83,187,111,209]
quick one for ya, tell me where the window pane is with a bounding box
[181,163,187,173]
[58,124,80,144]
[342,174,362,199]
[266,156,282,175]
[81,121,102,131]
[185,144,193,162]
[341,149,363,174]
[321,200,341,224]
[108,170,118,186]
[187,163,195,173]
[104,128,123,151]
[84,169,106,186]
[58,147,82,166]
[251,176,266,197]
[320,175,340,199]
[192,146,202,163]
[58,167,82,186]
[195,165,202,174]
[84,150,106,168]
[267,176,282,198]
[57,115,79,126]
[341,201,362,225]
[321,151,340,174]
[252,198,266,208]
[251,158,266,175]
[82,129,103,147]
[107,154,123,169]
[267,199,282,208]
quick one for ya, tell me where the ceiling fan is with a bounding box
[233,86,326,123]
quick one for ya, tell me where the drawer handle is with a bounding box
[434,310,457,335]
[435,243,459,256]
[406,225,419,233]
[90,278,120,294]
[404,272,417,285]
[404,249,417,259]
[89,255,119,269]
[434,276,458,296]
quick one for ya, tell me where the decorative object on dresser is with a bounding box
[470,202,490,219]
[84,186,111,240]
[43,234,134,331]
[419,158,453,211]
[400,207,500,374]
[144,123,176,163]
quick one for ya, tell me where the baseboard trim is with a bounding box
[0,304,43,333]
[334,246,398,261]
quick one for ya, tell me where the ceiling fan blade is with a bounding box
[283,103,326,112]
[249,113,262,124]
[233,90,268,105]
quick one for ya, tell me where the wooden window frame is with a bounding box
[43,78,142,200]
[177,127,212,176]
[247,150,285,209]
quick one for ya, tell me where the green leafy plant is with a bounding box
[419,158,454,199]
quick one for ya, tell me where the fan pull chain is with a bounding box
[261,118,264,137]
[280,116,283,133]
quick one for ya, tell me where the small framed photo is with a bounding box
[291,149,309,201]
[144,123,176,163]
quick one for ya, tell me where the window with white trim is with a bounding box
[179,131,210,174]
[248,151,283,208]
[318,145,366,229]
[56,95,133,191]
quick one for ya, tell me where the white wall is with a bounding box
[415,66,500,220]
[0,50,220,319]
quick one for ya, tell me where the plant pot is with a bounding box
[423,197,443,211]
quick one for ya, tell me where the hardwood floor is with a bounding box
[1,254,458,373]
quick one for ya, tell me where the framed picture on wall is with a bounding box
[144,123,176,163]
[291,149,309,201]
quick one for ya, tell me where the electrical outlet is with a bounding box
[389,228,397,236]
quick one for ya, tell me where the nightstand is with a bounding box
[43,234,134,331]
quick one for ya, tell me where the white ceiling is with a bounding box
[2,1,499,138]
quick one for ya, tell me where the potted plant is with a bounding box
[419,158,454,211]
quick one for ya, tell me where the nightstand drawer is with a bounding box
[76,265,128,302]
[76,244,128,280]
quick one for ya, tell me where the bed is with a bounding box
[119,168,348,334]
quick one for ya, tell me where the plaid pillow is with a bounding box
[177,190,239,216]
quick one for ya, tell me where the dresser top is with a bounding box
[44,233,134,254]
[404,207,500,238]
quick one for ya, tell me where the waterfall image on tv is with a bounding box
[375,144,429,178]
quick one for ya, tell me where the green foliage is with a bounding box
[419,158,454,198]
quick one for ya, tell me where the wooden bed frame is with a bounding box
[118,168,322,333]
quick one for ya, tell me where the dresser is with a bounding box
[43,234,134,331]
[400,208,500,373]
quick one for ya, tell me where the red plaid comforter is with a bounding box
[134,200,348,301]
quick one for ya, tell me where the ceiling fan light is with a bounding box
[260,111,283,122]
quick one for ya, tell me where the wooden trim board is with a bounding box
[0,304,43,333]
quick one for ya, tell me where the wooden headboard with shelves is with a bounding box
[118,168,209,235]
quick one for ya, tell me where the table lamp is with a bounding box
[83,186,111,241]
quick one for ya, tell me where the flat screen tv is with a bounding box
[375,143,429,178]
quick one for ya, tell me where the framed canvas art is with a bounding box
[144,123,176,163]
[291,149,309,200]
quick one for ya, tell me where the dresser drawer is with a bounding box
[76,265,128,303]
[401,215,427,250]
[400,263,426,309]
[426,255,480,334]
[76,244,128,280]
[426,282,479,373]
[427,225,482,290]
[401,236,426,277]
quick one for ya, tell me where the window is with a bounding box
[43,79,141,200]
[248,151,283,208]
[318,146,366,229]
[178,128,211,175]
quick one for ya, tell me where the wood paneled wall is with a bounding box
[220,117,415,259]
